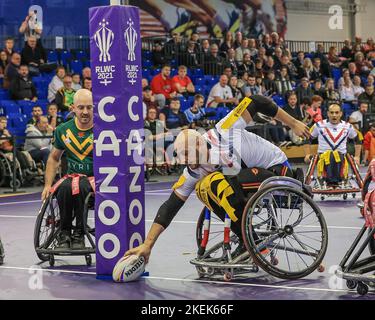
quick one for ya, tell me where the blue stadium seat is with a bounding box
[10,115,27,129]
[152,68,161,75]
[0,100,20,115]
[75,50,87,60]
[60,50,72,66]
[70,60,83,74]
[47,50,58,63]
[187,96,195,105]
[180,99,190,112]
[170,68,178,77]
[170,59,177,67]
[194,77,205,86]
[142,50,152,60]
[143,60,153,68]
[0,89,10,100]
[332,68,342,87]
[142,68,151,79]
[195,85,204,94]
[272,95,286,107]
[193,68,204,77]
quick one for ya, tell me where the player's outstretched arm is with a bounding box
[124,191,187,263]
[41,147,64,200]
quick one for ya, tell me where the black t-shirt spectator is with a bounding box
[358,92,375,113]
[160,107,188,129]
[295,86,313,104]
[47,115,64,127]
[284,104,303,122]
[21,43,45,66]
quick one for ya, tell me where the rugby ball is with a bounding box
[112,255,145,283]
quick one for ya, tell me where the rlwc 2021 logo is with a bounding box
[124,18,139,86]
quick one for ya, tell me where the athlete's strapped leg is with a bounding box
[71,177,92,249]
[323,152,346,185]
[55,178,75,249]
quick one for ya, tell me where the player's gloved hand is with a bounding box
[290,120,310,139]
[304,154,312,164]
[124,244,151,264]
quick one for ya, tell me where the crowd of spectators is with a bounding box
[143,31,375,165]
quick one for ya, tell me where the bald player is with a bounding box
[42,89,94,250]
[126,95,310,262]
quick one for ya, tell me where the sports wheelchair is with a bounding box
[190,176,328,281]
[34,189,95,267]
[304,152,363,201]
[336,160,375,296]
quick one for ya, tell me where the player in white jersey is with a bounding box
[304,104,362,186]
[125,95,310,262]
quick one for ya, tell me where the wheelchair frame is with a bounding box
[304,153,363,201]
[0,150,24,188]
[190,177,328,281]
[34,191,95,267]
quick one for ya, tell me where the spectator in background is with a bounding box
[46,103,64,130]
[272,46,283,70]
[255,76,266,95]
[19,10,43,44]
[55,75,76,112]
[27,105,43,126]
[263,71,278,96]
[205,44,224,75]
[298,58,314,81]
[152,42,167,67]
[256,47,268,65]
[328,46,344,68]
[341,39,352,59]
[293,51,305,73]
[172,65,195,97]
[340,77,356,103]
[223,67,233,80]
[3,52,21,89]
[233,31,243,49]
[261,33,273,56]
[220,31,234,54]
[313,79,325,98]
[184,94,214,128]
[224,48,239,76]
[254,58,264,78]
[184,41,199,69]
[348,62,357,79]
[338,68,352,90]
[263,56,276,74]
[311,57,324,81]
[9,64,37,101]
[354,52,372,76]
[305,95,323,127]
[21,36,45,75]
[349,102,369,134]
[143,86,157,111]
[0,51,8,78]
[295,77,313,104]
[358,85,375,113]
[363,37,374,54]
[228,76,243,101]
[367,75,375,87]
[248,38,258,59]
[159,97,189,131]
[24,116,52,166]
[3,37,15,63]
[243,74,262,97]
[47,66,65,102]
[142,78,149,89]
[71,73,81,91]
[237,71,249,93]
[235,38,250,64]
[323,78,341,105]
[283,92,304,145]
[280,54,298,81]
[82,77,92,91]
[82,67,91,80]
[238,53,254,76]
[313,42,331,77]
[151,64,177,108]
[206,74,238,108]
[200,39,211,58]
[353,75,365,98]
[275,66,293,98]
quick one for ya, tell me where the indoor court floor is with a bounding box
[0,179,374,300]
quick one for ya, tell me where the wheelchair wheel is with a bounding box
[242,185,328,280]
[369,229,375,256]
[34,194,60,261]
[0,157,6,187]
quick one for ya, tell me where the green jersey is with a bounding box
[53,118,93,176]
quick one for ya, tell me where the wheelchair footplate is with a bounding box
[190,244,259,282]
[311,178,361,200]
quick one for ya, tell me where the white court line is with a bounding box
[0,214,363,230]
[0,200,40,206]
[0,265,369,295]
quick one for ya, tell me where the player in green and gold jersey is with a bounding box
[42,89,94,250]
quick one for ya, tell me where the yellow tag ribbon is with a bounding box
[220,97,252,130]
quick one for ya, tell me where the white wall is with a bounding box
[354,0,375,39]
[286,12,351,41]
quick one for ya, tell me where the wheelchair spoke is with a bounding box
[285,236,309,269]
[294,231,323,243]
[284,193,301,226]
[283,238,291,272]
[291,233,320,253]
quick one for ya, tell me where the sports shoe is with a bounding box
[56,231,71,250]
[71,230,85,250]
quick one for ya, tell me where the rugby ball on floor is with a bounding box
[112,255,145,283]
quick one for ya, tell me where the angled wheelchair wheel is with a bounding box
[242,185,328,280]
[369,229,375,256]
[34,194,60,261]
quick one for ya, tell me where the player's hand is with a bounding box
[291,120,310,139]
[124,244,151,264]
[41,186,51,201]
